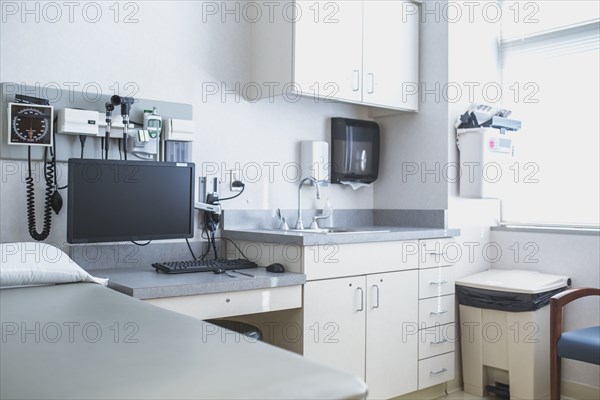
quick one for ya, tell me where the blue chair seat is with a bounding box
[557,326,600,365]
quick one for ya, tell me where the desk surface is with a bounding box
[99,267,306,300]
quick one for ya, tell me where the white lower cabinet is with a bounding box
[303,276,367,380]
[303,270,418,399]
[234,237,457,399]
[365,271,419,399]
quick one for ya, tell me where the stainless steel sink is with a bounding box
[287,228,391,235]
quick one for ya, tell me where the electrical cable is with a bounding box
[26,146,53,241]
[131,240,151,246]
[198,212,212,260]
[218,184,245,202]
[210,230,218,260]
[133,153,153,160]
[50,125,66,190]
[220,237,251,261]
[79,135,87,158]
[185,238,198,261]
[200,243,211,260]
[118,139,122,160]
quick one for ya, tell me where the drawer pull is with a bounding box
[429,280,448,285]
[430,310,448,316]
[431,339,448,345]
[430,368,448,375]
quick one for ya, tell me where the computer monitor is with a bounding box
[67,159,195,244]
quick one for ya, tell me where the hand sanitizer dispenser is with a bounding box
[300,141,329,186]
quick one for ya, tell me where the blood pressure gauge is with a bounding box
[7,103,53,146]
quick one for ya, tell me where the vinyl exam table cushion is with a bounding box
[0,283,367,400]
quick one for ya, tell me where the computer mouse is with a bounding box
[266,263,285,273]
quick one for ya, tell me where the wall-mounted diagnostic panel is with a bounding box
[7,103,53,146]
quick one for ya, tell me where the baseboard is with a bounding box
[390,384,445,400]
[562,379,600,400]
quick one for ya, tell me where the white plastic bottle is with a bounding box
[324,198,334,227]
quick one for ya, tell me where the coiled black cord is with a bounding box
[26,147,53,241]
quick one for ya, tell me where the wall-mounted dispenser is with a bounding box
[300,140,329,185]
[330,118,380,185]
[162,118,195,162]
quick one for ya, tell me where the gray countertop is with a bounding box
[222,226,460,246]
[98,267,306,300]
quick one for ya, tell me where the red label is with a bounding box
[489,140,495,149]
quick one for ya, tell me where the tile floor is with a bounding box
[436,391,485,400]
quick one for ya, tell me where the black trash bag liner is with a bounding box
[456,285,568,312]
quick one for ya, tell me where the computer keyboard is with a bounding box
[152,258,258,274]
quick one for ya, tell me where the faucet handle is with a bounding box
[280,217,290,231]
[309,216,320,230]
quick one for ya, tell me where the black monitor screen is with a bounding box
[67,159,195,244]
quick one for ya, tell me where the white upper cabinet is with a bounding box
[362,0,420,110]
[250,0,420,111]
[294,1,363,102]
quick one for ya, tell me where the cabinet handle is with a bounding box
[431,339,448,345]
[372,285,380,309]
[352,70,360,92]
[356,287,364,312]
[430,368,448,375]
[429,280,448,285]
[430,310,448,316]
[367,73,374,94]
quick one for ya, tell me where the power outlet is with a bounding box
[228,170,242,192]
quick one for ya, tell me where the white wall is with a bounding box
[373,12,449,210]
[0,1,373,243]
[447,1,502,280]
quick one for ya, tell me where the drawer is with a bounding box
[419,323,457,360]
[145,285,302,320]
[303,241,419,280]
[419,266,455,299]
[418,352,455,389]
[419,238,455,269]
[419,295,455,329]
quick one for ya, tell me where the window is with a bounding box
[499,1,600,227]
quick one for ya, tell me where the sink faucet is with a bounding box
[296,177,321,230]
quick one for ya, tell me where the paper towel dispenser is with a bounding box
[330,118,380,184]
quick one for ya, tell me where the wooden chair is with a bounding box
[550,288,600,400]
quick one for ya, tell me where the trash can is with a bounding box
[205,319,263,342]
[456,269,571,400]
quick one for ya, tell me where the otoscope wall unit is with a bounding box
[0,82,193,162]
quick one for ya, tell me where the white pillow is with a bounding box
[0,242,108,287]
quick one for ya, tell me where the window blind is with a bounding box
[499,14,599,227]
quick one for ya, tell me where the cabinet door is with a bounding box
[363,0,419,110]
[303,276,366,380]
[293,0,363,102]
[366,270,418,399]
